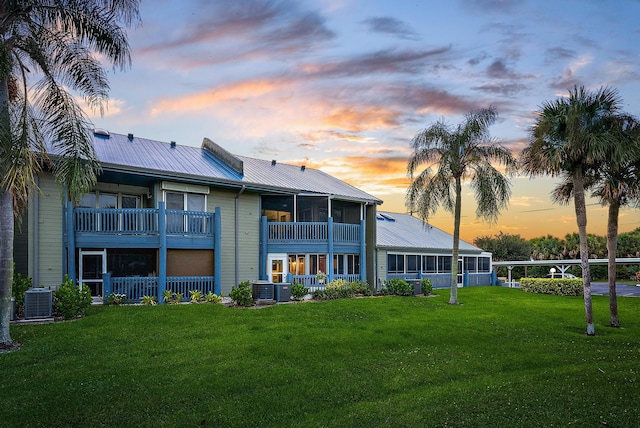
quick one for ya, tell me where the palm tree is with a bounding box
[520,86,623,336]
[0,0,141,348]
[406,107,517,304]
[591,114,640,327]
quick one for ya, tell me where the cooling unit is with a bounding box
[24,288,53,319]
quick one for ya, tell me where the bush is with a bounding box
[12,268,32,318]
[141,295,157,305]
[383,278,413,296]
[290,282,309,301]
[163,290,183,304]
[189,290,203,303]
[519,278,583,296]
[421,278,433,295]
[230,281,253,306]
[204,292,222,303]
[106,293,127,305]
[312,279,374,300]
[53,275,92,320]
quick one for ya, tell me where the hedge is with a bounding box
[519,278,583,296]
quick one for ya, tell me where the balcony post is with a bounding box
[359,219,366,282]
[158,201,167,303]
[102,272,111,305]
[214,206,222,295]
[67,203,76,285]
[260,216,267,281]
[327,217,334,282]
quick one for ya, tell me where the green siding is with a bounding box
[376,249,388,288]
[36,173,64,287]
[209,189,260,295]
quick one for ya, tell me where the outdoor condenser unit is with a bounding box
[251,280,275,300]
[24,288,53,319]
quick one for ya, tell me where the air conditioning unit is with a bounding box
[24,288,53,319]
[251,280,274,301]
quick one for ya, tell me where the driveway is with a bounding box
[591,282,640,297]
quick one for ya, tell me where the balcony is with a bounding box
[69,205,218,249]
[264,220,362,253]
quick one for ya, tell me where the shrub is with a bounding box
[421,278,433,295]
[141,295,157,305]
[290,282,309,301]
[519,278,583,296]
[163,290,183,304]
[204,292,222,303]
[350,280,375,296]
[189,290,203,303]
[230,281,253,307]
[106,293,127,305]
[312,279,374,300]
[12,267,32,318]
[53,275,92,320]
[384,278,413,296]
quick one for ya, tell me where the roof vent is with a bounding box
[271,160,277,166]
[301,165,306,171]
[94,128,110,138]
[127,133,134,140]
[170,141,176,148]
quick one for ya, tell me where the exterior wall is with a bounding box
[209,188,260,295]
[13,210,29,276]
[34,172,64,287]
[375,249,387,290]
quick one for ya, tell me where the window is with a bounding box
[347,254,360,275]
[288,254,306,276]
[334,254,345,275]
[310,254,327,275]
[438,256,452,273]
[165,191,207,233]
[464,257,477,272]
[478,257,491,273]
[406,255,419,273]
[387,254,404,274]
[422,255,436,273]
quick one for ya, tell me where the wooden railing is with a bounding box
[103,275,215,303]
[74,208,215,237]
[267,222,360,243]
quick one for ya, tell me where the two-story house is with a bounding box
[13,130,381,302]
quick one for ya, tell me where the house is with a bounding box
[13,131,494,303]
[375,211,494,288]
[13,130,381,302]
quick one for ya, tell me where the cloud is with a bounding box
[323,107,401,132]
[545,47,577,64]
[139,0,335,65]
[361,16,420,40]
[471,83,529,96]
[462,0,526,12]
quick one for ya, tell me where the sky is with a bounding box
[88,0,640,242]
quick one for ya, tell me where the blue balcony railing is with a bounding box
[267,221,360,243]
[74,208,215,237]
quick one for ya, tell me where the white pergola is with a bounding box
[492,258,640,285]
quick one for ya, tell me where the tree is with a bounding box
[0,0,140,349]
[590,114,640,327]
[520,86,623,336]
[406,107,517,304]
[474,232,532,261]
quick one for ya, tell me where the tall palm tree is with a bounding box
[520,86,623,336]
[591,114,640,327]
[406,107,517,304]
[0,0,140,348]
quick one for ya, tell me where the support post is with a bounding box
[359,219,366,282]
[327,217,334,282]
[158,201,167,303]
[214,207,222,295]
[102,272,111,305]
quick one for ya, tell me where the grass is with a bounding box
[1,287,639,427]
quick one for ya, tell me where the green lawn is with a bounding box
[2,287,639,427]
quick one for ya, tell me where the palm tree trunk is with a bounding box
[607,201,620,327]
[0,189,14,345]
[449,176,461,305]
[0,75,14,345]
[573,167,595,335]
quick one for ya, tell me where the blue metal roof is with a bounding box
[86,132,381,204]
[376,211,483,253]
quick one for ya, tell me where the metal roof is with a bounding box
[72,132,381,204]
[376,211,483,253]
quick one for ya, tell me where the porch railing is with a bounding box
[290,274,362,292]
[267,221,361,243]
[103,275,215,303]
[74,207,215,237]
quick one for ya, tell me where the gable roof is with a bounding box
[376,211,484,253]
[71,131,381,204]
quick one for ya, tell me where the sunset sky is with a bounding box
[88,0,640,242]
